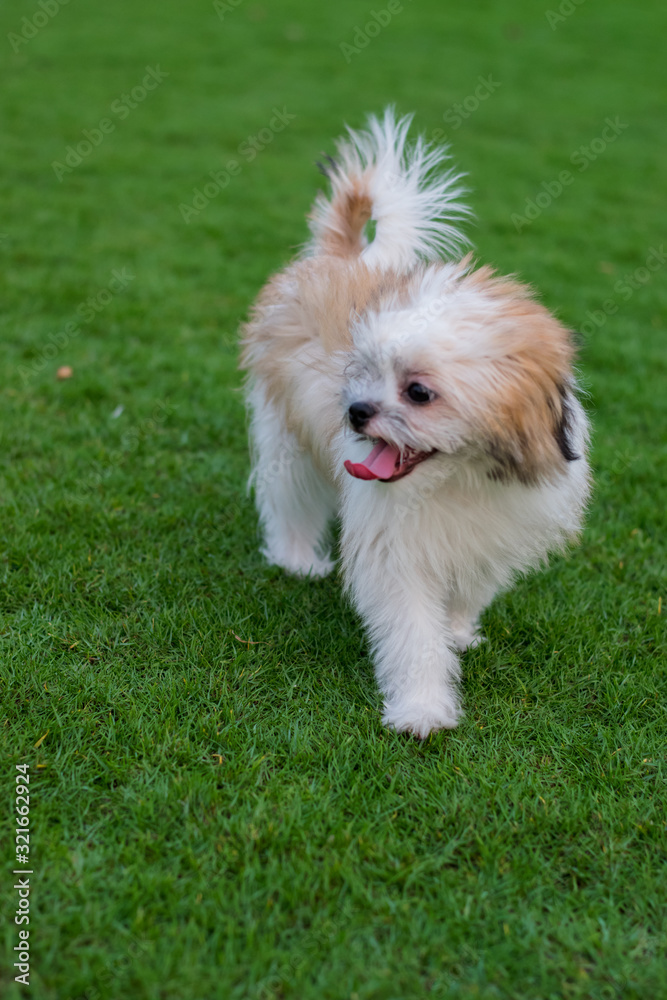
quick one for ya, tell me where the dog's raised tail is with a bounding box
[306,108,472,270]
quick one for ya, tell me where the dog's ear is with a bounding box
[485,378,580,484]
[552,382,580,463]
[467,279,581,484]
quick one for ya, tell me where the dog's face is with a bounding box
[341,265,579,485]
[342,307,469,482]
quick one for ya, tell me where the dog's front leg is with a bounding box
[343,527,462,737]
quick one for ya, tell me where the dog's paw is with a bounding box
[382,696,461,738]
[450,616,486,653]
[451,628,486,653]
[290,553,335,579]
[264,546,335,579]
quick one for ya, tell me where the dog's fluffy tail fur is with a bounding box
[306,107,472,271]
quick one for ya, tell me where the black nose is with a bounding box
[348,401,377,430]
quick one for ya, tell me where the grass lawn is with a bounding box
[1,0,666,997]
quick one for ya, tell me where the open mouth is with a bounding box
[344,439,435,482]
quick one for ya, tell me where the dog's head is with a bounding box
[342,262,581,485]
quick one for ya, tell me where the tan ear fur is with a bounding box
[461,271,578,482]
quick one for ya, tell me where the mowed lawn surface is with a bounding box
[1,1,666,997]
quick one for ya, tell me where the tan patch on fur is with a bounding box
[456,267,576,481]
[240,257,412,461]
[309,181,372,258]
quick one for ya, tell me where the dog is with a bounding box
[240,108,590,737]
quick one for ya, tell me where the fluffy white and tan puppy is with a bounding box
[240,109,590,737]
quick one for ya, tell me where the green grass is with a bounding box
[1,0,666,997]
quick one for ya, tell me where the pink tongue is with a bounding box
[344,440,400,481]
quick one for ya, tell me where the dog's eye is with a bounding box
[406,382,433,404]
